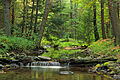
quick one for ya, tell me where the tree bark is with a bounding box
[106,22,110,38]
[74,3,77,40]
[101,0,106,39]
[117,3,119,18]
[93,1,100,41]
[108,0,120,45]
[12,4,14,25]
[22,0,26,33]
[34,0,39,33]
[30,0,35,34]
[37,0,50,47]
[25,0,28,34]
[113,2,120,45]
[11,2,15,35]
[4,0,11,36]
[70,0,73,38]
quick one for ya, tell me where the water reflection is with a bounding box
[0,67,113,80]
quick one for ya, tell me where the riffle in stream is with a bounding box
[0,61,113,80]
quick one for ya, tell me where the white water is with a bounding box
[24,61,67,68]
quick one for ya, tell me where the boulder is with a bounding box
[38,56,51,61]
[10,64,19,69]
[20,56,33,65]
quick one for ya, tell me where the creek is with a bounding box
[0,62,113,80]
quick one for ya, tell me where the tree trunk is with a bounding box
[11,2,15,35]
[12,4,14,25]
[113,2,120,45]
[74,3,77,40]
[93,1,99,41]
[108,0,120,45]
[106,22,110,38]
[87,10,91,43]
[70,0,73,38]
[25,0,28,34]
[37,0,50,47]
[34,0,39,33]
[101,0,106,39]
[30,0,35,34]
[22,0,26,33]
[4,0,11,36]
[117,3,119,18]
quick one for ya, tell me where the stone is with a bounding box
[21,56,33,65]
[101,70,107,74]
[60,71,73,75]
[10,64,19,69]
[109,71,115,75]
[113,75,120,80]
[5,65,10,68]
[0,64,3,69]
[38,56,51,61]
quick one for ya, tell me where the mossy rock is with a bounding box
[109,71,115,75]
[104,62,110,67]
[9,52,16,57]
[93,64,101,70]
[5,65,10,68]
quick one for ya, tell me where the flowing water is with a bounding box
[0,62,113,80]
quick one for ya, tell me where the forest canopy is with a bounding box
[0,0,120,48]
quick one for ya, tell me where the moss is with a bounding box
[104,62,110,67]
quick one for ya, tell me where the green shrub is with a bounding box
[0,36,35,53]
[89,39,120,56]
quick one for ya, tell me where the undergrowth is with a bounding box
[89,39,120,56]
[0,36,35,53]
[42,38,88,59]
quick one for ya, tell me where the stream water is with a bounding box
[0,66,113,80]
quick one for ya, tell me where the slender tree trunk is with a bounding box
[25,0,28,34]
[30,0,35,34]
[106,22,110,38]
[108,0,115,36]
[60,0,62,16]
[34,0,39,33]
[70,0,73,38]
[11,2,15,35]
[93,1,99,41]
[37,0,50,47]
[22,0,26,33]
[87,10,91,43]
[117,3,119,18]
[101,0,106,39]
[12,4,14,25]
[4,0,11,36]
[74,3,78,40]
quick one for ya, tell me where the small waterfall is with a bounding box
[20,62,24,68]
[27,62,61,67]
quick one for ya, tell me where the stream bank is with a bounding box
[0,39,119,80]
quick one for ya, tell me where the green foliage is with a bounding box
[58,38,80,47]
[0,36,35,53]
[42,38,88,59]
[42,48,82,59]
[89,39,120,56]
